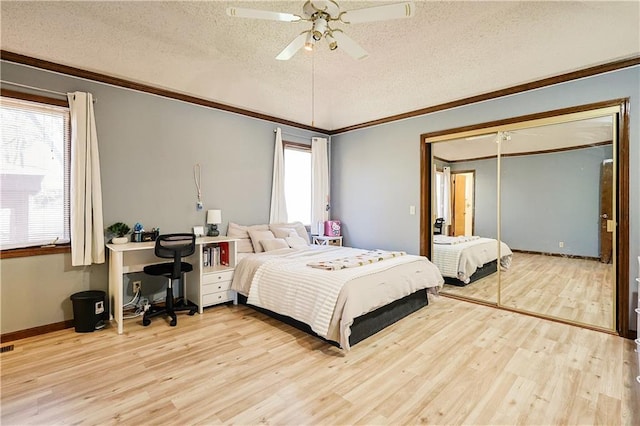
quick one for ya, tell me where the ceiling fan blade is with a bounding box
[276,33,307,60]
[226,7,301,22]
[340,1,415,24]
[332,31,368,60]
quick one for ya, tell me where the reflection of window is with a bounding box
[434,170,445,219]
[0,93,70,250]
[284,143,311,225]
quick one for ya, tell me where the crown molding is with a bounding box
[331,55,640,135]
[0,50,329,134]
[2,50,638,136]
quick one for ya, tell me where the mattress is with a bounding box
[231,246,444,350]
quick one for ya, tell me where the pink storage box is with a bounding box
[324,220,341,236]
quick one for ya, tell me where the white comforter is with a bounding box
[432,237,512,283]
[231,246,444,350]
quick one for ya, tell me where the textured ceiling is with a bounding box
[1,1,639,131]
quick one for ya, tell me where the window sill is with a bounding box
[0,244,71,259]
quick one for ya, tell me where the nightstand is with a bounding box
[312,235,343,246]
[187,237,238,314]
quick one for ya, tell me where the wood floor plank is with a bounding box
[1,297,637,425]
[442,252,615,330]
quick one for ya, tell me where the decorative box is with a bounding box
[131,230,159,242]
[324,220,341,237]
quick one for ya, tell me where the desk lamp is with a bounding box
[207,209,222,236]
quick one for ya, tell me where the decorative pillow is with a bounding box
[248,229,276,253]
[270,222,310,245]
[227,222,269,253]
[261,238,289,252]
[235,239,255,253]
[285,235,308,248]
[271,227,297,239]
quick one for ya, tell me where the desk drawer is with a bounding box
[202,280,232,295]
[202,270,234,285]
[203,290,234,306]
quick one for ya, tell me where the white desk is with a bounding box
[106,236,236,334]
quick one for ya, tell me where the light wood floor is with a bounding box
[1,296,638,425]
[442,252,614,330]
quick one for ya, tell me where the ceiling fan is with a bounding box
[226,1,415,60]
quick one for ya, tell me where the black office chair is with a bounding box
[434,218,445,235]
[142,233,197,327]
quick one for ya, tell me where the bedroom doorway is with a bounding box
[451,171,474,236]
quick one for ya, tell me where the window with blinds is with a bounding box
[0,95,71,250]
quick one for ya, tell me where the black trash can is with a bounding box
[70,290,106,332]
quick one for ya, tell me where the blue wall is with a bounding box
[331,66,639,330]
[449,145,612,257]
[0,60,325,333]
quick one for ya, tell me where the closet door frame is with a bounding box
[420,98,631,338]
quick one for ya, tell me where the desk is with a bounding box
[107,236,237,334]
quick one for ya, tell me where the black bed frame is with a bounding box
[237,289,429,349]
[443,259,498,287]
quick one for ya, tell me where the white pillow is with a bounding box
[271,227,297,239]
[227,222,269,253]
[270,222,310,245]
[248,229,276,253]
[261,238,289,252]
[235,239,255,253]
[285,235,308,248]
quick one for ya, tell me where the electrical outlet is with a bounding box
[132,281,142,294]
[559,241,564,248]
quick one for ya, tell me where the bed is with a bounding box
[227,221,443,350]
[432,235,513,286]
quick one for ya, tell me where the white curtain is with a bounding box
[311,137,329,234]
[67,92,105,266]
[269,128,288,224]
[443,166,452,228]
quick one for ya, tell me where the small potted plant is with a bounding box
[106,222,131,244]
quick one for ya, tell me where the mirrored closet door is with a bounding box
[431,139,499,305]
[421,100,630,334]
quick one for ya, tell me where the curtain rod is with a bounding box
[274,129,328,140]
[0,80,97,102]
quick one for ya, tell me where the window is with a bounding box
[434,170,446,220]
[283,143,311,225]
[0,92,71,251]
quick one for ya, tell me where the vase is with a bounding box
[112,237,129,244]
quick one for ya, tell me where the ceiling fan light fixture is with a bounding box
[325,33,338,50]
[312,17,327,41]
[304,32,316,51]
[227,1,416,60]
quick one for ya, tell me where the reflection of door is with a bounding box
[453,174,466,236]
[600,159,613,263]
[452,172,474,236]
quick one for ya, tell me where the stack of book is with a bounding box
[202,242,229,267]
[203,246,220,267]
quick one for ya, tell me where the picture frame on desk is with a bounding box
[193,226,205,236]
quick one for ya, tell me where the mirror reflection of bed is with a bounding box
[426,107,618,331]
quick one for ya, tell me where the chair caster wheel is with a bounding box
[188,309,196,316]
[170,319,177,327]
[142,318,151,326]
